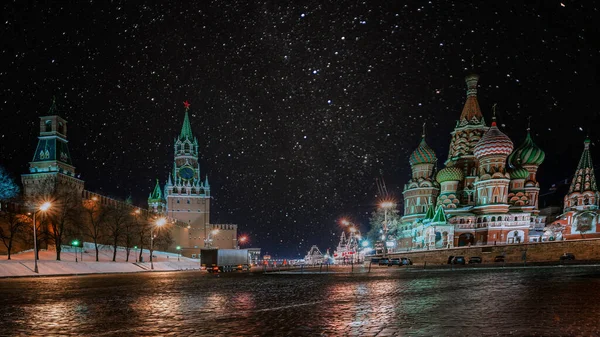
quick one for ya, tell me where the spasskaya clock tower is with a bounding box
[160,101,211,241]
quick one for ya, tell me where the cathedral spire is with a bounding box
[458,72,483,125]
[568,137,598,194]
[179,101,193,140]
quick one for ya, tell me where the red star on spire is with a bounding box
[183,101,190,109]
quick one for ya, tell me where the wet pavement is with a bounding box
[1,266,600,336]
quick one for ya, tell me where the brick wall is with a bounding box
[384,239,600,265]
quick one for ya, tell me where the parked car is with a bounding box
[560,253,575,261]
[371,258,380,264]
[378,258,390,266]
[452,256,466,265]
[494,256,505,262]
[400,257,413,265]
[389,258,401,266]
[469,256,482,264]
[447,255,454,264]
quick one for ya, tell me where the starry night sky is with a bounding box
[1,1,598,257]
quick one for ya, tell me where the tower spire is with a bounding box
[568,137,597,194]
[491,103,497,127]
[422,122,426,138]
[179,101,193,140]
[527,116,531,132]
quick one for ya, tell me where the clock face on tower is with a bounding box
[178,166,195,180]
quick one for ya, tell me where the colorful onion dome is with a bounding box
[409,137,437,166]
[436,166,464,183]
[508,131,545,167]
[509,167,530,180]
[473,118,514,158]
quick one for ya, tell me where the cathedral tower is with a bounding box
[444,73,488,206]
[507,124,545,213]
[472,109,513,213]
[563,137,599,212]
[402,125,439,222]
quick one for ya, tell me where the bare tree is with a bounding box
[81,197,106,261]
[151,224,174,260]
[105,203,131,262]
[123,210,141,262]
[0,200,29,259]
[137,214,151,262]
[47,190,81,261]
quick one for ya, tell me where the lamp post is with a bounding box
[71,240,79,262]
[32,201,52,273]
[134,246,138,263]
[151,217,167,270]
[380,201,394,258]
[176,246,181,261]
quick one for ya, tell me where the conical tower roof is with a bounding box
[424,204,435,219]
[568,138,598,194]
[432,205,447,223]
[148,179,163,201]
[179,101,194,140]
[458,73,484,126]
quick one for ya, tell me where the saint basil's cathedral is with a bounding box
[398,72,600,250]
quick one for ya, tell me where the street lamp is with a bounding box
[32,201,52,273]
[379,201,395,258]
[176,246,181,261]
[151,217,167,270]
[71,240,80,262]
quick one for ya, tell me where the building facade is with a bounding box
[398,73,547,250]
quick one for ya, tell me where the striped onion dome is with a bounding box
[436,166,464,183]
[509,167,530,180]
[409,138,437,166]
[474,120,514,158]
[508,131,545,167]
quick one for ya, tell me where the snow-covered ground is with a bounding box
[0,243,200,278]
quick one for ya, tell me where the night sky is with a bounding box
[1,1,598,257]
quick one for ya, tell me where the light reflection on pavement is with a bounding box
[1,266,600,336]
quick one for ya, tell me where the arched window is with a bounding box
[45,120,52,132]
[497,216,502,221]
[58,122,64,134]
[491,216,496,222]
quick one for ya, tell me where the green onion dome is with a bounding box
[509,167,530,180]
[508,131,545,167]
[436,166,464,183]
[409,138,437,166]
